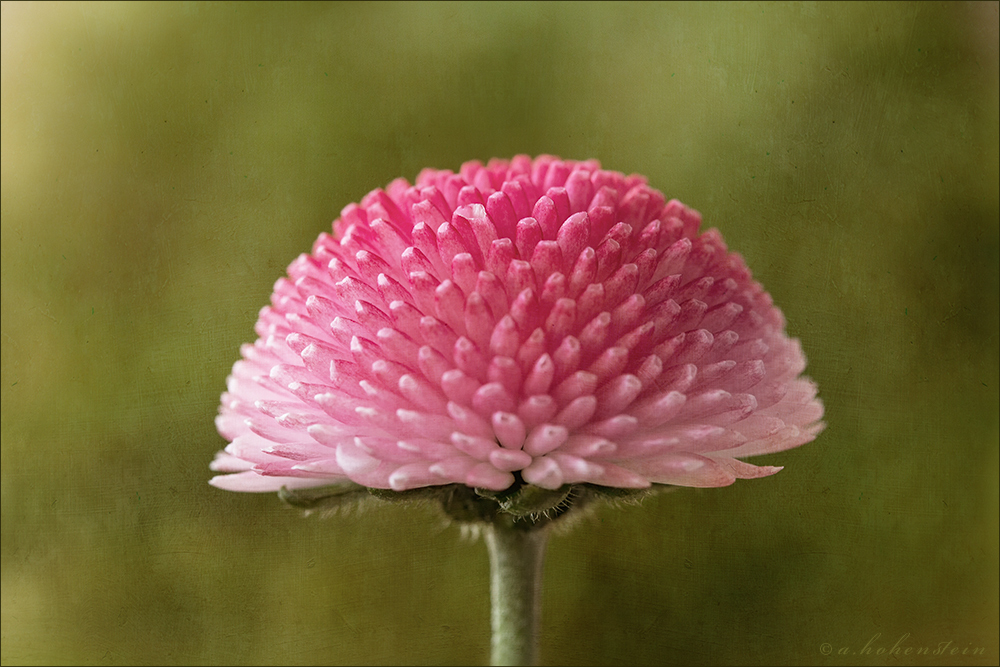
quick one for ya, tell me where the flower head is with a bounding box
[211,156,823,499]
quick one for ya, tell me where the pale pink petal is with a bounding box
[209,451,253,473]
[209,471,332,493]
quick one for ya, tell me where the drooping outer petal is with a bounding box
[211,155,824,492]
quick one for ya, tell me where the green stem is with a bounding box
[484,524,549,666]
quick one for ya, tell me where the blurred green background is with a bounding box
[2,2,997,665]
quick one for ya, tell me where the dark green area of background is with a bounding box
[2,2,997,665]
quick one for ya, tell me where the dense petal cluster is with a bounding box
[211,156,823,494]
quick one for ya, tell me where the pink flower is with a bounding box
[210,156,823,495]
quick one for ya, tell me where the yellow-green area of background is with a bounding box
[2,2,997,665]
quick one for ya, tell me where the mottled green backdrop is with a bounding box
[2,2,997,665]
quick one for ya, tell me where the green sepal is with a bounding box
[279,479,674,526]
[496,484,574,517]
[278,481,370,511]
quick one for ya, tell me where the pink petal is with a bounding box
[211,156,824,495]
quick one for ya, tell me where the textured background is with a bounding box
[2,2,997,665]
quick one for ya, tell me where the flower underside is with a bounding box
[210,155,824,501]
